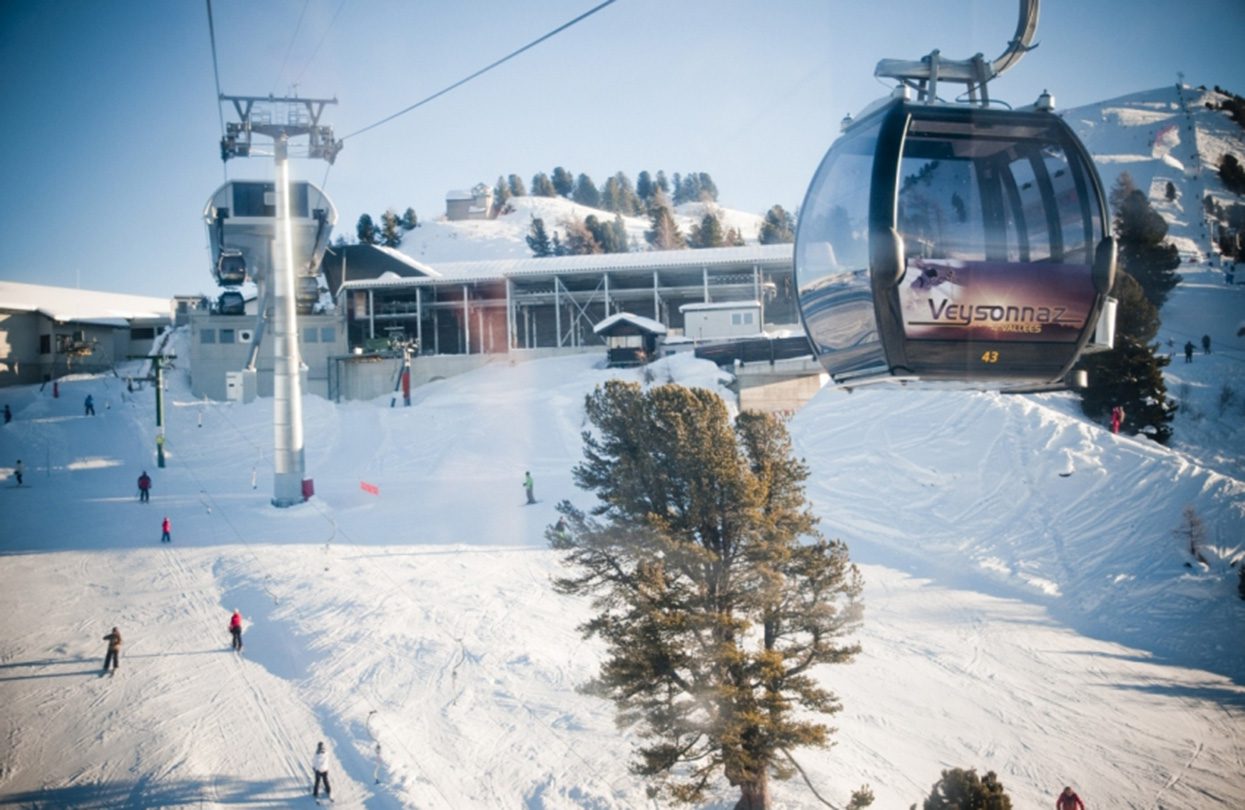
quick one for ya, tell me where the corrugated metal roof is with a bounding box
[339,243,793,291]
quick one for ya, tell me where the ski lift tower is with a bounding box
[219,94,342,507]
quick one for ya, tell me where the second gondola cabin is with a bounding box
[795,95,1116,391]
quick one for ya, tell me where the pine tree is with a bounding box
[636,170,655,204]
[1113,179,1182,307]
[689,210,726,249]
[400,207,418,230]
[920,768,1012,810]
[1220,154,1245,195]
[551,382,864,809]
[379,209,403,248]
[759,205,796,244]
[696,172,719,202]
[645,191,686,250]
[1076,271,1176,444]
[600,175,625,213]
[725,226,746,247]
[655,170,670,195]
[532,172,556,197]
[493,175,512,216]
[508,173,527,197]
[572,173,601,208]
[356,213,378,244]
[561,215,602,255]
[526,217,553,257]
[586,214,628,254]
[552,166,575,198]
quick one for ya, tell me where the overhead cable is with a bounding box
[341,0,617,142]
[204,0,227,181]
[293,0,351,87]
[273,0,312,95]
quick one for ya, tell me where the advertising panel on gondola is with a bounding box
[898,257,1095,343]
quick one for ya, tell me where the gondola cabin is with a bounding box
[203,180,337,312]
[795,98,1115,390]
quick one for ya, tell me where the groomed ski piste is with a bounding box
[2,83,1244,810]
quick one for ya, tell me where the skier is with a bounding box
[523,471,535,505]
[312,741,332,801]
[160,516,171,543]
[1201,333,1211,354]
[229,609,243,651]
[1110,405,1124,434]
[137,470,151,503]
[84,394,95,416]
[102,626,121,674]
[3,404,10,423]
[1183,340,1194,363]
[1056,785,1085,810]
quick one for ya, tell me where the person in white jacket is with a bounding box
[312,741,331,800]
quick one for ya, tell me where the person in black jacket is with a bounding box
[102,627,121,673]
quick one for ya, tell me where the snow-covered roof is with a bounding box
[0,280,172,323]
[680,300,761,312]
[338,243,793,290]
[446,189,473,201]
[370,244,442,278]
[593,311,667,335]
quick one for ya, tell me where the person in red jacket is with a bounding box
[229,609,243,652]
[160,516,171,543]
[1056,785,1085,810]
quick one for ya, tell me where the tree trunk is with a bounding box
[734,773,771,810]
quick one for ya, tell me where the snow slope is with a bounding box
[2,86,1244,810]
[388,194,764,265]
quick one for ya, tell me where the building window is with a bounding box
[39,334,51,354]
[731,312,754,326]
[320,326,336,343]
[200,329,216,344]
[219,329,236,344]
[303,327,319,343]
[131,327,156,341]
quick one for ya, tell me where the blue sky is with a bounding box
[1,0,1243,298]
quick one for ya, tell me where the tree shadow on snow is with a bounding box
[0,775,302,808]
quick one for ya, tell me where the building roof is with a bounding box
[0,281,172,323]
[594,312,668,336]
[680,300,762,312]
[338,243,794,291]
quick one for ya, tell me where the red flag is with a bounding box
[360,481,380,495]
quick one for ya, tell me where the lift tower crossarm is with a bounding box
[219,94,343,164]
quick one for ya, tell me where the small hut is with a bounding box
[593,312,667,367]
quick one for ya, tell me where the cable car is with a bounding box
[795,1,1116,390]
[215,249,247,287]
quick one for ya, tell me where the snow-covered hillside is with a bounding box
[2,85,1244,809]
[1063,84,1245,263]
[389,194,765,265]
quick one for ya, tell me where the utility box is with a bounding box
[224,369,258,403]
[301,479,315,500]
